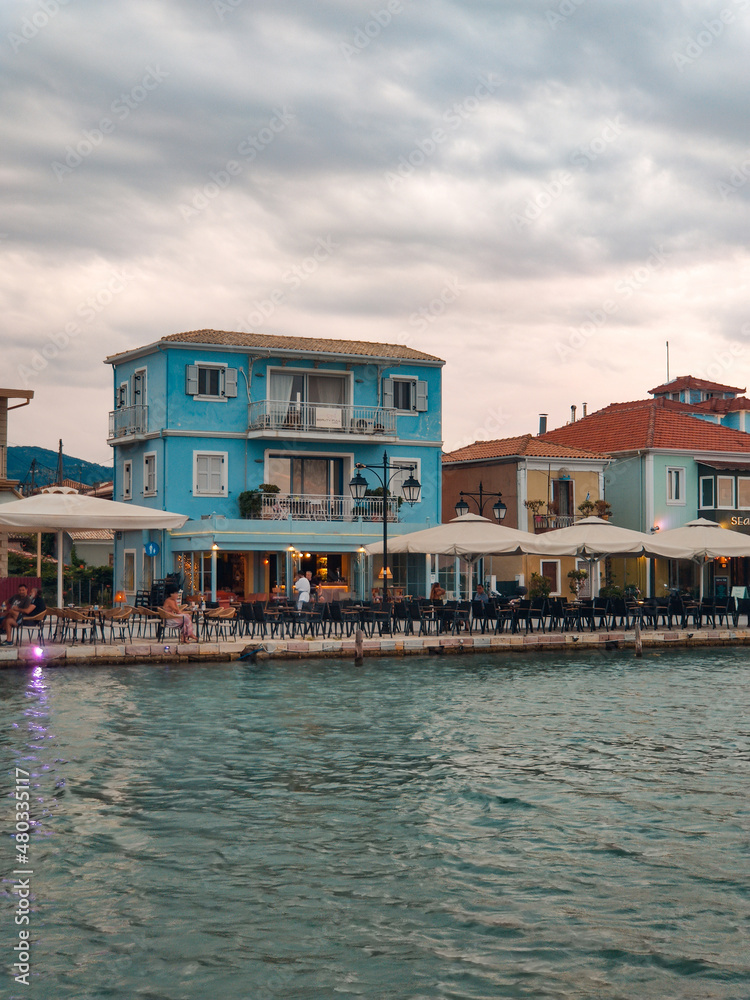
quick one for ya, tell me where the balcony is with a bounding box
[247,401,396,438]
[253,492,400,522]
[533,514,581,533]
[108,404,148,441]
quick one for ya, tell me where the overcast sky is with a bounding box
[3,0,750,466]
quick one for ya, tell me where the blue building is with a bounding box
[105,330,444,601]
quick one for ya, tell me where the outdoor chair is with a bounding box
[131,606,161,639]
[15,609,48,646]
[592,598,609,630]
[470,600,489,633]
[607,598,632,629]
[546,598,566,631]
[57,609,98,644]
[203,607,237,641]
[154,609,184,642]
[713,597,734,627]
[698,599,716,628]
[99,607,134,643]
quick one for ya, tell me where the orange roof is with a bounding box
[689,396,750,414]
[443,433,607,463]
[648,374,744,395]
[540,398,750,454]
[107,330,442,364]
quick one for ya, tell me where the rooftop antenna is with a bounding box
[666,341,670,382]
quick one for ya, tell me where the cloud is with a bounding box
[1,0,750,462]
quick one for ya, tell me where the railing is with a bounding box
[108,404,148,439]
[247,401,396,435]
[533,514,580,533]
[258,493,400,521]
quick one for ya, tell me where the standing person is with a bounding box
[294,571,310,610]
[305,570,318,602]
[163,586,197,642]
[1,584,35,645]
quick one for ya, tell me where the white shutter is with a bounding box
[223,368,238,397]
[383,378,394,408]
[415,380,428,412]
[186,365,199,395]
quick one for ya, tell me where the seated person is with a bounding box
[430,581,446,603]
[162,585,197,642]
[1,585,36,645]
[472,584,489,605]
[27,588,46,615]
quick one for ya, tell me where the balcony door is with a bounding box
[268,454,344,497]
[552,479,573,518]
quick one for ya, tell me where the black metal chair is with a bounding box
[15,609,48,646]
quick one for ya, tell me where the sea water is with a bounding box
[2,650,749,999]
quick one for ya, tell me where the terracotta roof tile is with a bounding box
[540,398,750,454]
[648,374,744,395]
[107,330,442,363]
[443,434,608,463]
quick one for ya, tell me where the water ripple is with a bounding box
[2,649,749,999]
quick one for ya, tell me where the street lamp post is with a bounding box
[454,482,507,521]
[349,450,421,602]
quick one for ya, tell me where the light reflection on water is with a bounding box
[2,650,750,1000]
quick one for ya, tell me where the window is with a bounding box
[185,364,238,399]
[699,476,714,509]
[716,476,735,508]
[132,367,147,405]
[267,454,344,496]
[269,371,348,406]
[123,461,132,501]
[389,459,421,500]
[383,377,428,412]
[540,560,561,596]
[123,550,136,592]
[738,478,750,509]
[194,452,227,496]
[143,453,157,496]
[551,479,573,517]
[666,467,685,505]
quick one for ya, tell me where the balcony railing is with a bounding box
[533,514,580,533]
[108,404,148,440]
[247,401,396,436]
[255,492,400,521]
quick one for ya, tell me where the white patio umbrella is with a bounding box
[533,516,685,597]
[647,518,750,599]
[364,513,546,598]
[0,491,188,606]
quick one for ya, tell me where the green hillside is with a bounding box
[7,446,112,490]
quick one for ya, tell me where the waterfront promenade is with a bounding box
[3,624,750,665]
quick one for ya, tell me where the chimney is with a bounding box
[570,404,577,423]
[582,402,587,418]
[539,413,548,435]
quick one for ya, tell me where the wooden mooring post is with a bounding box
[634,621,643,658]
[354,628,364,666]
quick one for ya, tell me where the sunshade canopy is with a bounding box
[647,518,750,562]
[0,492,188,606]
[533,516,683,560]
[364,513,546,562]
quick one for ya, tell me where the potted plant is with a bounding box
[528,572,551,599]
[238,483,280,519]
[594,499,612,519]
[577,499,596,517]
[523,499,545,514]
[569,568,589,597]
